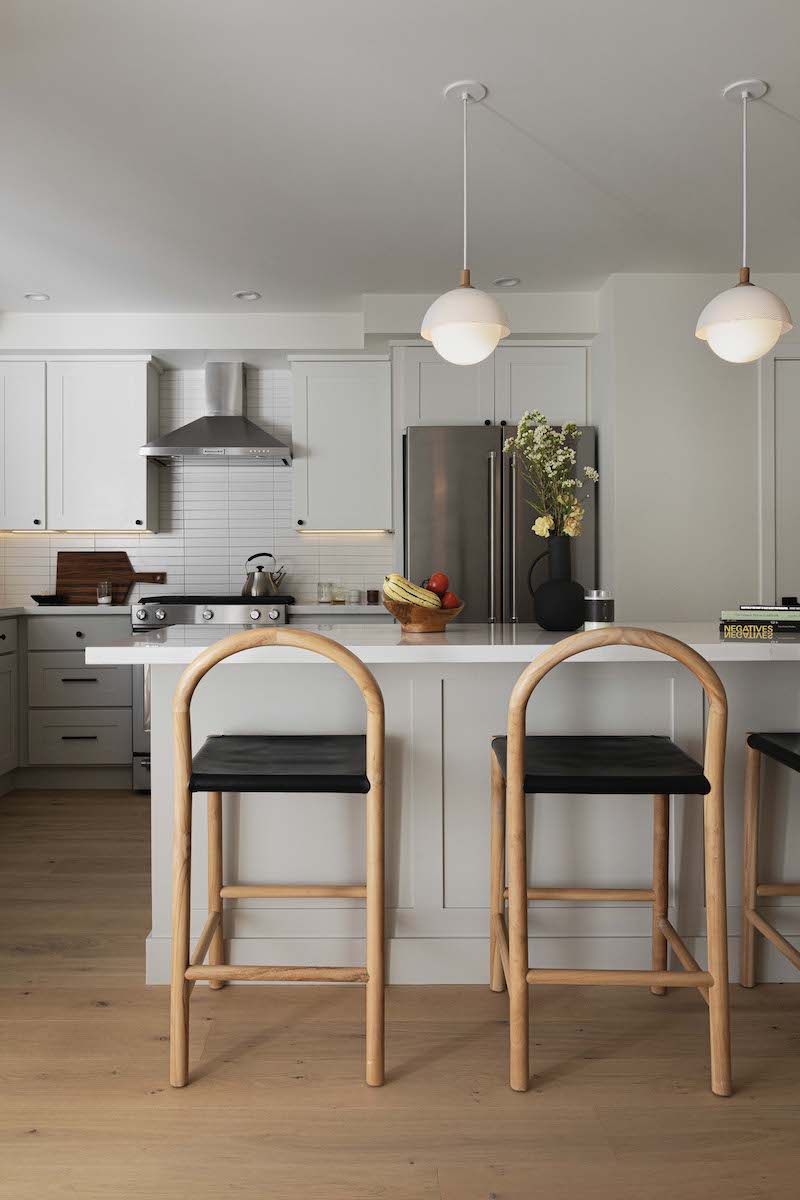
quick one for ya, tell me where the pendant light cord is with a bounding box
[741,89,748,270]
[462,92,469,271]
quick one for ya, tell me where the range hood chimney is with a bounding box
[140,362,292,463]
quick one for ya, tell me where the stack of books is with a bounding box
[720,604,800,640]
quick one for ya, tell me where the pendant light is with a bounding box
[421,81,510,365]
[696,79,791,363]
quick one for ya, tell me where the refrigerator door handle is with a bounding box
[510,453,518,622]
[488,451,497,623]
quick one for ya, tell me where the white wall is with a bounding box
[599,273,800,620]
[0,367,394,605]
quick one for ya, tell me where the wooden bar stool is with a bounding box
[489,626,731,1096]
[170,627,385,1088]
[741,732,800,984]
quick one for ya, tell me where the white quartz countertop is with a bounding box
[84,621,800,665]
[0,605,131,617]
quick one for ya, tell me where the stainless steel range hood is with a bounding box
[140,362,292,463]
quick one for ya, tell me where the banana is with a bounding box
[383,573,441,608]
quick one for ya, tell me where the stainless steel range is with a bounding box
[130,593,296,791]
[132,594,295,630]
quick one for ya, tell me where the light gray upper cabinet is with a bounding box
[291,358,392,531]
[0,356,160,532]
[0,362,47,529]
[493,346,587,425]
[46,359,159,531]
[393,344,587,428]
[395,347,494,425]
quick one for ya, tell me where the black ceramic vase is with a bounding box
[530,534,585,632]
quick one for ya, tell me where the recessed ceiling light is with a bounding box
[24,292,50,301]
[491,277,520,289]
[233,290,262,301]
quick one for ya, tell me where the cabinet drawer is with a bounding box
[0,619,18,655]
[28,652,132,708]
[26,615,130,651]
[28,708,132,765]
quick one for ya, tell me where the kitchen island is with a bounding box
[88,622,800,983]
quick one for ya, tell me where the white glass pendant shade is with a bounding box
[421,285,510,365]
[695,284,792,363]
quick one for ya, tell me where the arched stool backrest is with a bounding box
[173,626,385,791]
[506,625,727,801]
[501,625,732,1098]
[169,627,386,1089]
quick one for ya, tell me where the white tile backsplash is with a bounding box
[0,367,395,605]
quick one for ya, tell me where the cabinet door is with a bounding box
[494,347,587,425]
[46,361,151,530]
[293,361,392,531]
[397,347,494,425]
[0,655,18,775]
[0,362,46,530]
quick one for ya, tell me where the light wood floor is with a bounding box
[1,790,799,1199]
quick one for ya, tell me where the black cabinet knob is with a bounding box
[75,631,85,639]
[0,634,5,640]
[33,519,41,526]
[484,419,491,426]
[297,519,304,526]
[135,519,143,526]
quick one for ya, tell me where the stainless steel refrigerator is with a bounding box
[404,425,598,624]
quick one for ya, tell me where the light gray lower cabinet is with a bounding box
[26,615,133,768]
[28,708,132,765]
[28,652,132,708]
[0,653,19,775]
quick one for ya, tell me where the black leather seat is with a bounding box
[747,732,800,774]
[491,734,709,795]
[189,734,370,794]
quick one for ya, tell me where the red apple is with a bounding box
[441,591,461,609]
[425,571,449,595]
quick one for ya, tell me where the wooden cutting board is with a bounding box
[55,552,166,605]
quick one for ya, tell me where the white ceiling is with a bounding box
[3,0,800,312]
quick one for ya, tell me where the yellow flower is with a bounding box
[564,515,582,537]
[533,515,554,538]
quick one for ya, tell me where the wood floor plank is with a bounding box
[0,786,799,1200]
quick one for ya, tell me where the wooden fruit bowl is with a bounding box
[383,598,465,633]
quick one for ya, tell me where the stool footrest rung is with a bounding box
[756,883,800,897]
[745,908,800,971]
[526,967,713,988]
[219,884,366,899]
[504,886,654,902]
[185,964,368,983]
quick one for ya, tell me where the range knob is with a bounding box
[135,608,148,621]
[249,609,262,621]
[155,609,166,621]
[202,608,214,621]
[268,609,280,621]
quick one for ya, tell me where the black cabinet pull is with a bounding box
[61,677,97,684]
[61,735,98,741]
[33,518,41,526]
[0,634,5,640]
[75,631,85,638]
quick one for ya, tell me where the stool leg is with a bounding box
[740,744,761,988]
[490,749,507,993]
[207,791,225,990]
[170,784,192,1087]
[704,781,732,1097]
[650,794,669,995]
[365,777,385,1086]
[507,773,529,1092]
